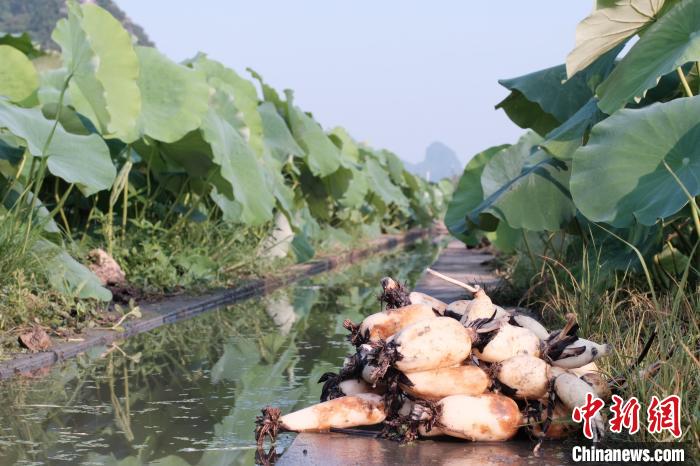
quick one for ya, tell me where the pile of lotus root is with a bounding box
[255,270,614,450]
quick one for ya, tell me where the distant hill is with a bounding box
[0,0,154,51]
[404,141,463,181]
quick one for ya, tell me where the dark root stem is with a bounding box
[410,399,443,435]
[468,308,499,331]
[343,319,368,347]
[379,277,411,310]
[443,309,463,320]
[524,399,544,429]
[255,445,278,466]
[369,339,401,381]
[485,361,501,380]
[544,334,580,362]
[470,326,498,352]
[382,370,412,416]
[494,380,518,399]
[318,372,344,402]
[542,378,557,435]
[255,407,282,447]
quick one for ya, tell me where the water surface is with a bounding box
[0,241,439,465]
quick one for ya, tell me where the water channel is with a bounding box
[0,241,440,465]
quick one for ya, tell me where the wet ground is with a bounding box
[277,432,575,466]
[0,241,439,465]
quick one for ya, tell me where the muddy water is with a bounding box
[0,241,439,465]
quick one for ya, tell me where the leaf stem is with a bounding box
[121,146,132,242]
[21,73,73,253]
[676,67,693,98]
[50,181,74,235]
[521,229,538,271]
[662,160,700,238]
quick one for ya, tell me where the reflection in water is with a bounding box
[0,241,439,465]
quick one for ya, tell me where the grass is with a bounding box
[0,205,401,353]
[493,248,699,452]
[0,213,89,354]
[107,218,285,295]
[0,206,281,346]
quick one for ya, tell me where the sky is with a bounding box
[117,0,593,165]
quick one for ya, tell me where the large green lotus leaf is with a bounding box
[200,108,275,225]
[0,45,38,103]
[630,64,692,108]
[37,68,71,107]
[436,179,454,207]
[291,231,316,263]
[260,146,295,216]
[484,221,522,253]
[475,131,576,232]
[363,146,386,165]
[208,84,247,132]
[0,31,43,58]
[571,96,700,227]
[566,0,665,78]
[191,54,264,154]
[135,47,209,143]
[475,152,575,232]
[210,187,243,223]
[41,103,93,135]
[381,150,406,185]
[52,1,140,141]
[299,167,332,222]
[542,98,607,160]
[445,144,509,242]
[482,132,542,197]
[365,157,409,209]
[655,242,690,277]
[494,90,561,136]
[403,169,421,193]
[247,68,286,114]
[286,98,341,177]
[497,49,619,136]
[0,136,24,165]
[258,102,303,161]
[327,166,369,208]
[597,0,700,114]
[496,55,619,134]
[157,130,215,178]
[411,201,435,226]
[328,126,360,163]
[34,239,112,301]
[0,99,115,194]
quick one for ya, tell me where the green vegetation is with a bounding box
[447,0,699,450]
[0,1,449,337]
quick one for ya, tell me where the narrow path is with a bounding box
[278,242,569,466]
[413,239,499,302]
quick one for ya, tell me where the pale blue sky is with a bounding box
[117,1,592,164]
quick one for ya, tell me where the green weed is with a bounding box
[498,247,699,452]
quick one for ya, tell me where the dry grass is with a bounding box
[495,250,699,452]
